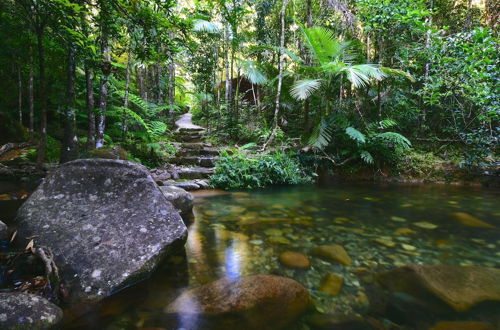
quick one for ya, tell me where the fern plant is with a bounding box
[308,114,412,167]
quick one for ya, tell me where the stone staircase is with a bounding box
[151,114,218,191]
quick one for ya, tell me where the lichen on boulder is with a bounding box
[14,159,187,304]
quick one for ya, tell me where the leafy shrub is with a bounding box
[210,146,314,189]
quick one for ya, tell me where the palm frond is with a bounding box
[342,64,386,88]
[308,118,333,149]
[302,26,345,65]
[291,79,322,100]
[239,59,268,85]
[380,67,416,82]
[193,19,221,34]
[345,127,366,144]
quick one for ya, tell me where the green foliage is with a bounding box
[211,148,314,189]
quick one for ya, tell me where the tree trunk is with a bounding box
[17,64,22,124]
[123,46,131,139]
[28,56,34,134]
[302,0,313,135]
[61,45,78,163]
[96,27,111,149]
[156,63,163,104]
[224,24,231,107]
[85,63,96,149]
[138,66,147,100]
[263,0,289,150]
[168,59,175,105]
[35,28,47,168]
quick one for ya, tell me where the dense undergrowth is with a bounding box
[210,144,314,189]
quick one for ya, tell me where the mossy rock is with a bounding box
[86,146,129,160]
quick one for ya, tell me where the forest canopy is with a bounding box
[0,0,498,173]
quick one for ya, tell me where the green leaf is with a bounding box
[346,127,366,144]
[291,79,322,100]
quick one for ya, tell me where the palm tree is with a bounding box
[291,26,414,164]
[291,26,401,103]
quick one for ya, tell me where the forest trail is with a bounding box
[175,113,204,131]
[152,112,218,191]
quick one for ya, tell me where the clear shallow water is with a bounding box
[185,184,500,318]
[2,182,500,329]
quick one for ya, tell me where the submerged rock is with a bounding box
[0,292,63,330]
[377,264,500,312]
[393,227,415,236]
[320,273,344,296]
[412,221,438,229]
[165,274,311,330]
[159,185,194,222]
[374,238,396,248]
[310,244,352,266]
[279,251,311,269]
[305,312,371,330]
[429,321,495,330]
[449,212,495,229]
[15,159,187,304]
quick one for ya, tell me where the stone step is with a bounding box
[176,131,205,137]
[179,142,213,150]
[165,179,210,191]
[179,127,205,133]
[170,156,218,167]
[176,135,204,143]
[177,148,219,157]
[177,167,214,180]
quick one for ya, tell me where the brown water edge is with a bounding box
[317,164,499,188]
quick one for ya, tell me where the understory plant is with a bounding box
[210,144,314,189]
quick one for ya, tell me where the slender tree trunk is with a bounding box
[61,45,78,163]
[123,46,131,139]
[168,59,175,105]
[96,27,111,149]
[303,0,313,135]
[366,35,371,61]
[85,63,96,149]
[18,64,22,124]
[156,63,163,104]
[137,66,147,100]
[35,29,47,168]
[28,55,34,134]
[263,0,289,150]
[224,24,231,107]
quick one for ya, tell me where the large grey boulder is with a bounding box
[159,185,194,221]
[15,159,187,303]
[0,293,63,330]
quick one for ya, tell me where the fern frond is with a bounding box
[345,127,366,144]
[360,151,374,164]
[374,132,412,149]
